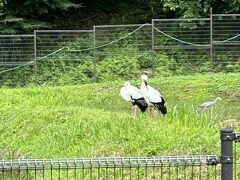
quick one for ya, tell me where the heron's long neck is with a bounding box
[213,98,219,104]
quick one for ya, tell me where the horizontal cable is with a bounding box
[154,45,209,50]
[36,30,93,33]
[94,23,151,28]
[153,18,210,21]
[0,34,33,37]
[214,34,240,43]
[212,14,240,17]
[0,61,34,74]
[0,24,149,74]
[38,23,149,57]
[154,27,210,47]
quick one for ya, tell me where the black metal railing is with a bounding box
[0,155,219,179]
[0,129,239,179]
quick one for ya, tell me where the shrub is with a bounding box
[97,54,140,81]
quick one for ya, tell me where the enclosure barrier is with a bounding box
[0,13,240,86]
[0,129,240,179]
[0,155,219,179]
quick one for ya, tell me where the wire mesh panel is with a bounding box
[35,30,94,85]
[212,14,240,73]
[0,155,219,179]
[0,35,34,87]
[94,24,152,80]
[153,19,211,75]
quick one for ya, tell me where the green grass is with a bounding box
[0,73,239,159]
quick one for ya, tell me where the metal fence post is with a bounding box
[93,25,97,82]
[151,19,155,74]
[221,128,234,180]
[210,7,213,73]
[34,30,37,85]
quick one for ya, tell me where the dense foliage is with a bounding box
[1,0,240,33]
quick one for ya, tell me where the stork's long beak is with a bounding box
[144,82,148,90]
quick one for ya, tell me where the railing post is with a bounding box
[221,128,234,180]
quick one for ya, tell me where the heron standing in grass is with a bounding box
[120,81,148,118]
[140,74,167,118]
[198,97,222,111]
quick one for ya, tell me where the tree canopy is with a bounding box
[0,0,240,34]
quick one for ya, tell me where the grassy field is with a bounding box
[0,73,239,159]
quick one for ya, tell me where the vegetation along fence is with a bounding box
[0,13,240,86]
[0,129,239,179]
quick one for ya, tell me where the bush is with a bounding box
[97,54,140,81]
[155,52,176,76]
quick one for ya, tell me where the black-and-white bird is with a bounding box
[140,74,167,117]
[120,81,148,117]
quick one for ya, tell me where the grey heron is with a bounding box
[119,81,148,118]
[140,74,167,118]
[199,97,222,110]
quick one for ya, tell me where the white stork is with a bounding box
[120,81,148,118]
[140,74,167,117]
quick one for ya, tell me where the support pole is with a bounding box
[210,7,213,73]
[151,19,155,74]
[34,30,37,85]
[93,26,97,82]
[221,128,234,180]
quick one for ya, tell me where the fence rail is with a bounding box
[0,155,220,179]
[0,129,240,179]
[0,155,218,171]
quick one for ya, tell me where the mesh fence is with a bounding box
[35,30,94,85]
[0,35,34,86]
[94,24,153,80]
[212,14,240,72]
[152,18,211,75]
[0,155,219,179]
[0,15,239,86]
[94,24,152,56]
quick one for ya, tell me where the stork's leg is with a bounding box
[134,105,137,118]
[131,105,137,118]
[148,106,152,118]
[153,108,157,123]
[149,106,154,118]
[147,106,151,118]
[147,106,152,125]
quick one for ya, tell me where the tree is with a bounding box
[160,0,240,18]
[0,0,80,34]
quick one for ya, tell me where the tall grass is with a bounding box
[0,73,239,159]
